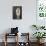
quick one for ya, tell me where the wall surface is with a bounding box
[0,0,36,42]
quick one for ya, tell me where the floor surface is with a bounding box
[0,42,46,46]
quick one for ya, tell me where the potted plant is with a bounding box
[33,32,46,43]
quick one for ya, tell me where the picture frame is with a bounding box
[13,6,22,19]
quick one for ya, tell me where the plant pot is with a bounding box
[37,39,45,44]
[37,39,40,43]
[40,38,45,43]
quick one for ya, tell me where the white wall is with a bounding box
[0,0,36,42]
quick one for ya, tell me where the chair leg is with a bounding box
[17,35,18,46]
[4,41,7,46]
[4,33,7,46]
[15,34,18,46]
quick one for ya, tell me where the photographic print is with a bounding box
[13,6,22,19]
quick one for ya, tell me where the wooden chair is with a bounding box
[18,33,30,46]
[4,33,18,46]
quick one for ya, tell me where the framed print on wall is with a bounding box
[13,6,22,19]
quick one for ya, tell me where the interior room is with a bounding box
[0,0,46,46]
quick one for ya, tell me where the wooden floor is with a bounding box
[0,42,46,46]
